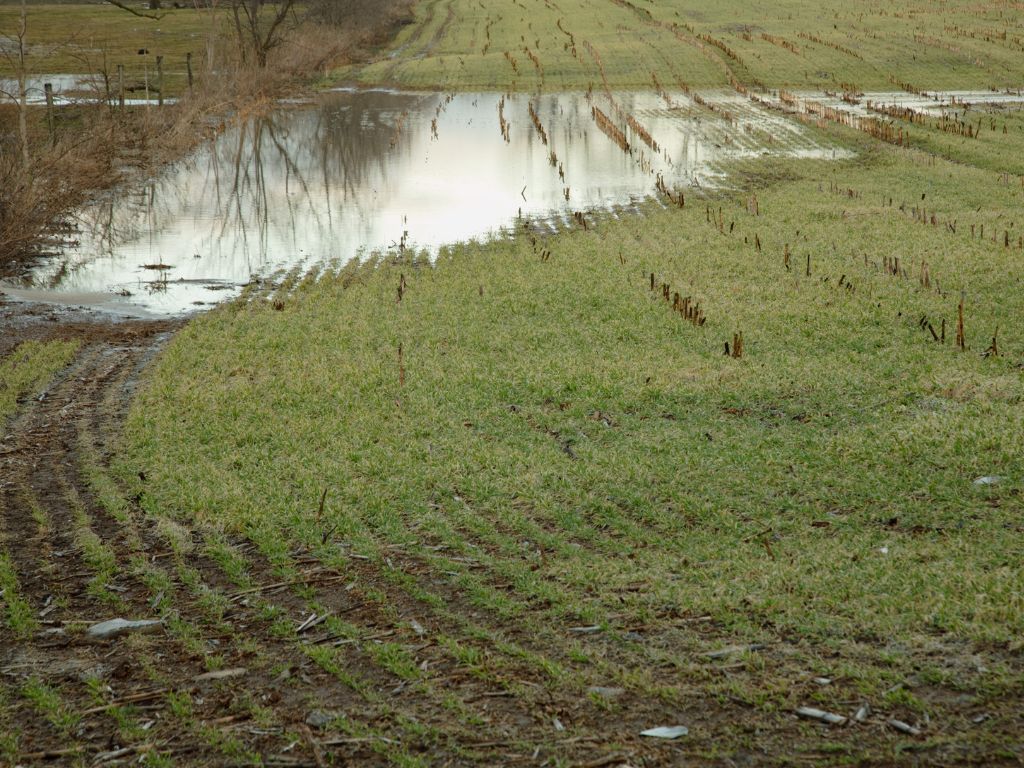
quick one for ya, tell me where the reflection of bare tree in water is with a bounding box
[38,90,434,288]
[312,90,430,199]
[35,181,160,289]
[220,116,272,269]
[205,90,428,266]
[224,112,335,267]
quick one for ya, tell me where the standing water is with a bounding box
[6,88,852,314]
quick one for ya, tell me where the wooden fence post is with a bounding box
[186,52,193,94]
[156,55,164,106]
[117,64,125,109]
[43,82,55,144]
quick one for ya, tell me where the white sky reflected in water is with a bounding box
[13,88,856,314]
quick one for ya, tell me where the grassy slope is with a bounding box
[115,0,1024,762]
[128,147,1024,637]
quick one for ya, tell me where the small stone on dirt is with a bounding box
[86,618,162,640]
[888,718,922,736]
[973,476,1002,486]
[640,725,689,739]
[796,706,847,725]
[704,643,765,659]
[194,668,247,682]
[306,710,342,729]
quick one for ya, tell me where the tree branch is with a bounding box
[260,2,295,58]
[105,0,165,20]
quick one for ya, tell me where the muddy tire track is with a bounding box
[0,302,661,766]
[0,307,375,765]
[377,0,453,83]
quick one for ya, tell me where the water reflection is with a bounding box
[14,88,852,314]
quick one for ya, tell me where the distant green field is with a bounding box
[0,5,214,80]
[342,0,1024,91]
[9,0,1024,93]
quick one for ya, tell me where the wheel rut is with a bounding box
[0,300,649,767]
[0,308,362,766]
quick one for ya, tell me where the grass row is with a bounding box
[0,339,77,422]
[0,339,77,635]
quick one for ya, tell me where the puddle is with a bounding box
[8,88,854,315]
[2,74,108,105]
[772,88,1024,117]
[0,73,178,106]
[0,285,159,318]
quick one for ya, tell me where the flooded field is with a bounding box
[768,88,1024,120]
[8,87,1024,315]
[4,1,1024,764]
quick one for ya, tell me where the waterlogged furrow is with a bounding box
[0,547,36,639]
[0,338,354,765]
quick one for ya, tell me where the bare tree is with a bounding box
[105,0,165,20]
[230,0,296,67]
[0,0,33,169]
[15,0,30,170]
